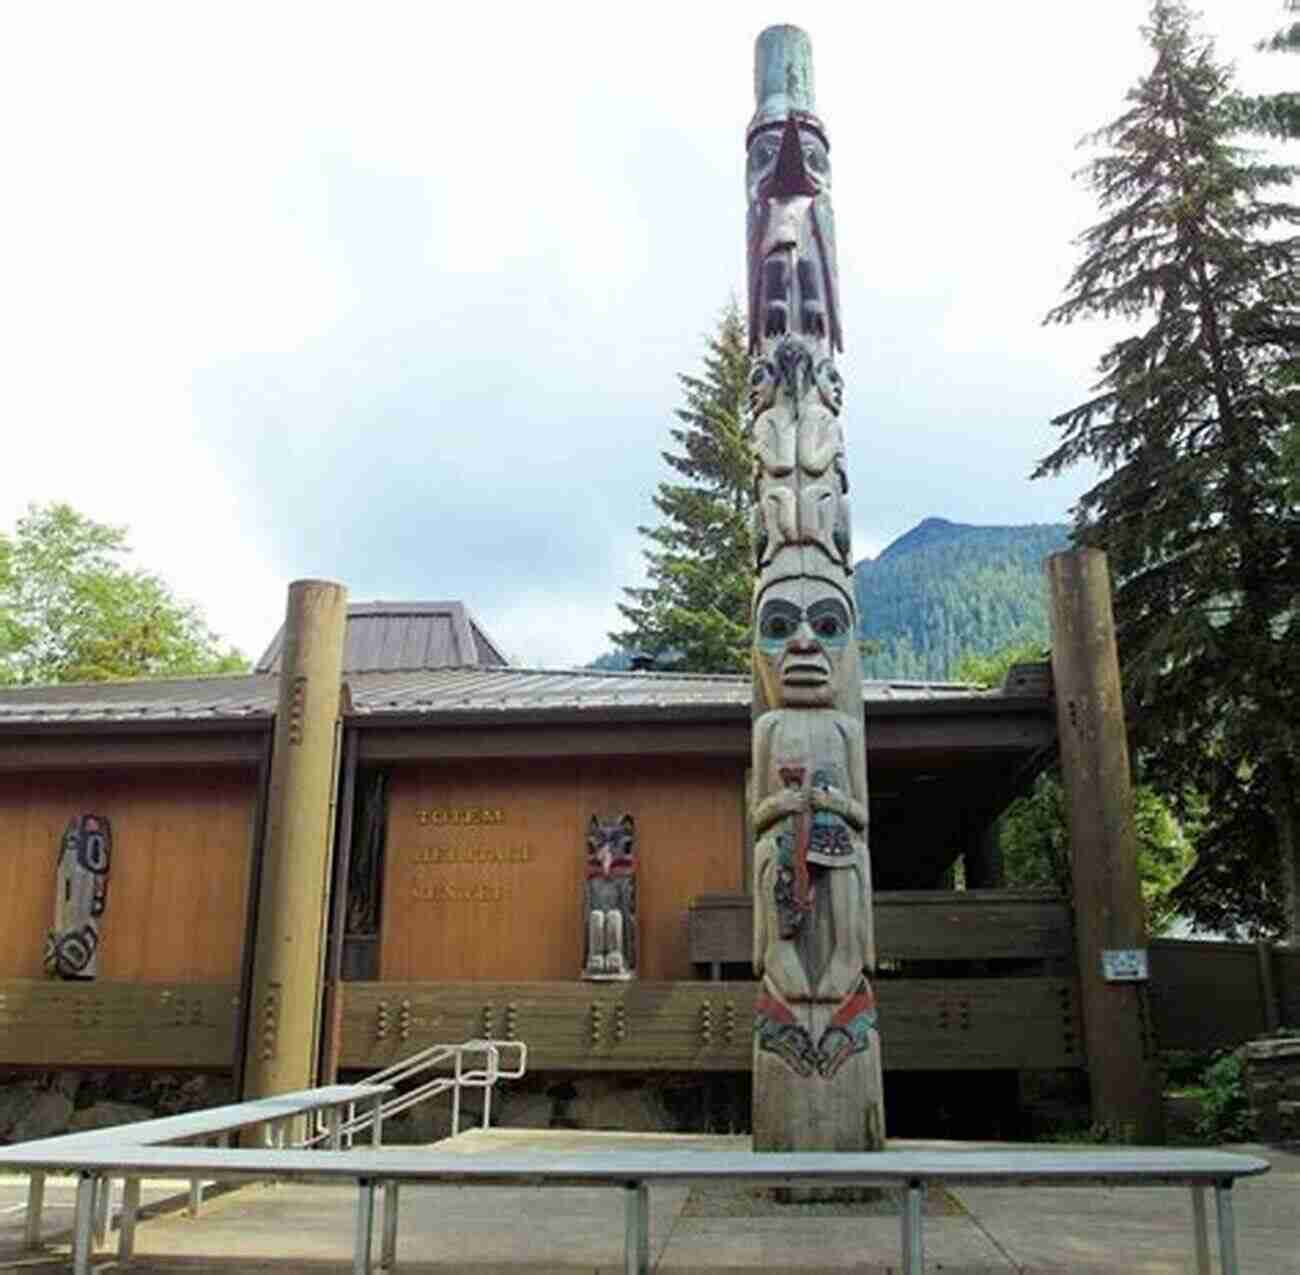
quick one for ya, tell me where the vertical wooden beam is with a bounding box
[962,811,1003,890]
[1256,941,1280,1033]
[234,729,275,1098]
[320,727,359,1083]
[1047,547,1163,1142]
[243,580,348,1102]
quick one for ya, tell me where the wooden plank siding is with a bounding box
[380,759,745,983]
[1279,947,1300,1029]
[0,768,257,982]
[338,978,1084,1072]
[1148,939,1290,1050]
[689,891,1073,966]
[0,979,239,1067]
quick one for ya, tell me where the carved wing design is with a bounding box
[812,194,842,353]
[746,200,769,354]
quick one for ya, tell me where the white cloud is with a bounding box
[1,0,1291,666]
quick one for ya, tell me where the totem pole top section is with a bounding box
[750,25,820,142]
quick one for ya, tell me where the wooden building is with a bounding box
[0,581,1196,1140]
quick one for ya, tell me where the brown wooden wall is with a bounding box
[1149,938,1300,1050]
[0,980,239,1068]
[0,768,257,982]
[381,758,744,982]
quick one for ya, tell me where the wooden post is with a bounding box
[1048,548,1163,1142]
[243,580,348,1104]
[320,728,359,1083]
[1256,941,1280,1033]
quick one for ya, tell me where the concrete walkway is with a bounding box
[2,1132,1295,1274]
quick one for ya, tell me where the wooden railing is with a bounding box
[5,901,1292,1074]
[337,977,1084,1073]
[688,889,1074,971]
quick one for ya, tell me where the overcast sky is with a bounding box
[2,2,1294,668]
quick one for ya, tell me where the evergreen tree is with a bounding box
[1228,1,1299,141]
[612,304,753,673]
[1035,2,1300,937]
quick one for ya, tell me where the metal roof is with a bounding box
[0,667,1048,729]
[256,602,509,674]
[345,667,1002,718]
[0,673,277,725]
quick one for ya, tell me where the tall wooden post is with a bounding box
[243,579,348,1101]
[747,26,886,1152]
[1047,548,1163,1142]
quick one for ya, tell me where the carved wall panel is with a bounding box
[583,813,637,980]
[45,814,111,980]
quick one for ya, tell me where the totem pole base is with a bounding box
[752,1027,885,1152]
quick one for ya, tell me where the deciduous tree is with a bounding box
[953,643,1193,935]
[0,503,247,685]
[1035,2,1300,937]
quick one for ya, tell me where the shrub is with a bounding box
[1193,1050,1254,1144]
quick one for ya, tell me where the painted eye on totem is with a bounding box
[764,616,793,640]
[813,616,843,639]
[804,144,829,176]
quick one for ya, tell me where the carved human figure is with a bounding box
[750,340,852,574]
[583,813,637,979]
[45,814,111,980]
[750,579,875,1072]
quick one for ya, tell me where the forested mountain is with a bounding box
[590,517,1069,679]
[855,517,1068,680]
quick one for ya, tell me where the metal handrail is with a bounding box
[306,1039,526,1148]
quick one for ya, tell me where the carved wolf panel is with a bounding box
[583,813,637,980]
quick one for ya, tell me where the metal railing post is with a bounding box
[382,1181,401,1270]
[23,1172,44,1249]
[901,1180,924,1275]
[1215,1181,1239,1275]
[622,1181,647,1275]
[354,1178,375,1275]
[1190,1185,1211,1275]
[72,1173,96,1275]
[451,1049,463,1137]
[93,1176,111,1246]
[119,1177,142,1260]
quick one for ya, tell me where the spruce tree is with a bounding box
[612,304,753,673]
[1229,1,1299,141]
[1035,2,1300,937]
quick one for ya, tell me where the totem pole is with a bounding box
[747,25,886,1152]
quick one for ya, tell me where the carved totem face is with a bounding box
[754,577,855,708]
[746,115,840,355]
